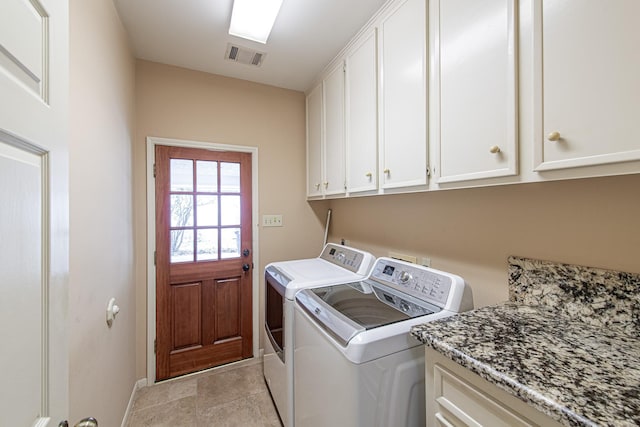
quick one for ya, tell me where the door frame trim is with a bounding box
[145,136,260,384]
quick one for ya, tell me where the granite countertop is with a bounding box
[411,302,640,427]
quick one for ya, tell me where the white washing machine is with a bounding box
[264,243,375,426]
[293,257,474,427]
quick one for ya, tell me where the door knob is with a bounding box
[242,248,250,257]
[242,263,251,272]
[75,419,98,427]
[59,418,98,427]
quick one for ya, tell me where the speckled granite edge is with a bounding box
[508,256,640,336]
[412,304,640,427]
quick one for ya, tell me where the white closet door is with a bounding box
[0,0,69,425]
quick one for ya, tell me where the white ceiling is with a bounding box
[113,0,388,92]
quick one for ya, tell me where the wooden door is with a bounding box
[155,145,253,380]
[0,0,69,425]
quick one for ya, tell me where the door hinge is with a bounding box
[154,251,157,265]
[153,163,157,178]
[154,339,157,354]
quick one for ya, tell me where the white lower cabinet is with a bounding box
[426,349,563,427]
[533,0,640,171]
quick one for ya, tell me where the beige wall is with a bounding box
[326,174,640,308]
[69,0,136,425]
[134,61,329,378]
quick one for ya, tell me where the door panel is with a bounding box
[0,142,44,427]
[156,145,253,380]
[215,278,241,340]
[172,283,202,350]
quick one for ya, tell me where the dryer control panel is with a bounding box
[370,258,460,308]
[319,243,374,275]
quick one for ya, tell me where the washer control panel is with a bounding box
[319,243,370,273]
[370,258,453,307]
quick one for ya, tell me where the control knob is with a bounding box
[400,301,410,312]
[399,271,412,284]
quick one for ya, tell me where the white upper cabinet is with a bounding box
[379,0,428,189]
[346,29,378,194]
[306,83,323,197]
[533,0,640,171]
[323,62,347,195]
[433,0,518,184]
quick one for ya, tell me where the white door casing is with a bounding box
[0,0,69,426]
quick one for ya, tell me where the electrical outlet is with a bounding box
[262,214,283,227]
[388,252,417,264]
[421,257,431,267]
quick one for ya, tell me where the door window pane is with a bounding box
[197,161,218,192]
[197,229,218,261]
[171,195,194,227]
[170,159,193,191]
[171,229,194,263]
[221,195,241,225]
[221,228,241,259]
[221,162,240,192]
[196,195,218,226]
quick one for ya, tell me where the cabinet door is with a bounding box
[346,29,378,193]
[306,83,323,197]
[534,0,640,171]
[323,62,346,195]
[435,0,518,184]
[380,0,428,189]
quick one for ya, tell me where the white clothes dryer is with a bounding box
[263,243,374,426]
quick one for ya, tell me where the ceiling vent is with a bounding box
[224,43,265,67]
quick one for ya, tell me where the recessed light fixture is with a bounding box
[229,0,284,44]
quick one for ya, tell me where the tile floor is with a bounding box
[126,359,282,427]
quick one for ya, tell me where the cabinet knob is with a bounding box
[314,183,320,190]
[489,145,501,154]
[383,169,390,174]
[547,131,561,142]
[323,182,329,188]
[365,172,372,178]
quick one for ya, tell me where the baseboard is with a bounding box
[121,378,147,427]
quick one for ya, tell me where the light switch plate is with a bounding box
[262,214,283,227]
